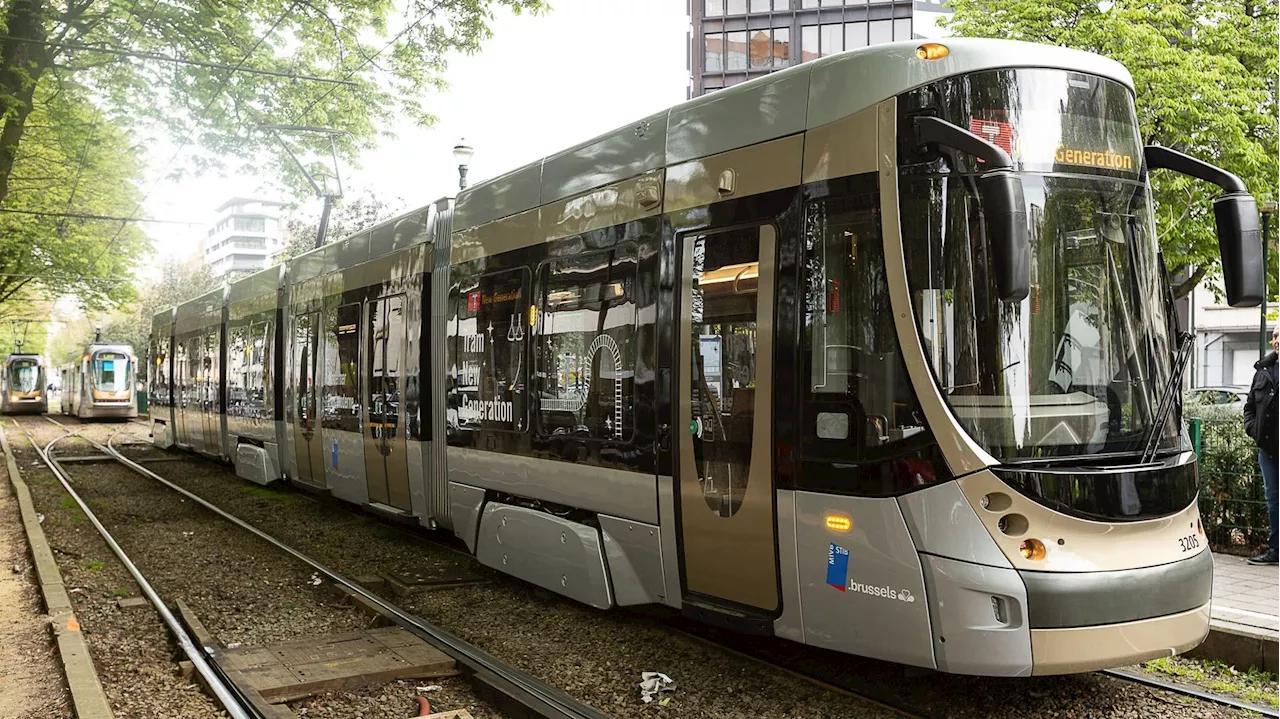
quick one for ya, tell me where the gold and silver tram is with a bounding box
[1,353,48,414]
[148,39,1264,675]
[61,343,139,419]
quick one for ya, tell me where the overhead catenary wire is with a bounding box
[0,207,200,224]
[0,35,358,86]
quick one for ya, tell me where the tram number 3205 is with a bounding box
[1178,535,1201,552]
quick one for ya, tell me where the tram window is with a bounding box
[150,338,169,407]
[257,318,273,419]
[227,323,248,416]
[322,303,361,432]
[536,247,638,442]
[448,269,530,434]
[800,180,945,494]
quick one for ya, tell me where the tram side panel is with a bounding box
[225,266,287,485]
[286,234,433,519]
[444,181,664,611]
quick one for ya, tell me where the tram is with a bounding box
[1,354,48,414]
[148,39,1265,676]
[61,343,139,419]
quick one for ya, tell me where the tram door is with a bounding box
[292,312,325,487]
[363,295,410,510]
[676,225,779,612]
[200,330,221,455]
[173,339,189,443]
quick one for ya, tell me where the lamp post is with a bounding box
[1261,200,1277,360]
[453,139,474,191]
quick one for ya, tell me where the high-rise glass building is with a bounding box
[688,0,953,97]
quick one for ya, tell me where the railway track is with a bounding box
[21,415,613,719]
[17,415,1274,719]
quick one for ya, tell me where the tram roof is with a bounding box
[454,38,1132,232]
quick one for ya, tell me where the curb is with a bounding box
[0,422,115,719]
[1188,618,1280,675]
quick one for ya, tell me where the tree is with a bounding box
[0,80,150,313]
[0,0,545,209]
[941,0,1279,299]
[277,191,406,262]
[54,259,220,372]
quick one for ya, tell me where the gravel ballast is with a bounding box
[10,417,495,719]
[95,419,1266,719]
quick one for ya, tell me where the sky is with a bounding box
[140,0,691,266]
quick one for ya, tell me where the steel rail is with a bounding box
[16,420,262,719]
[1102,667,1279,717]
[48,417,609,719]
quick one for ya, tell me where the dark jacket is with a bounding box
[1244,351,1278,455]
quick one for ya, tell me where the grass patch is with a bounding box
[1143,656,1279,708]
[81,560,106,573]
[278,602,296,610]
[243,485,290,502]
[110,587,130,598]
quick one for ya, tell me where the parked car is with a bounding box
[1185,386,1249,412]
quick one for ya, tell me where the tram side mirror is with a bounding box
[1213,193,1264,307]
[978,171,1030,303]
[912,116,1029,304]
[1144,145,1264,307]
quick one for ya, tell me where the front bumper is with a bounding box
[1030,602,1210,675]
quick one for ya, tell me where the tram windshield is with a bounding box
[898,69,1178,462]
[91,352,130,393]
[9,360,38,393]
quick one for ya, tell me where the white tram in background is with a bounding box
[1,353,48,414]
[148,40,1265,676]
[61,343,139,419]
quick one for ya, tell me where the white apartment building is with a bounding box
[1190,278,1275,388]
[204,197,286,280]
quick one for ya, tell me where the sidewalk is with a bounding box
[1191,551,1280,673]
[1213,552,1279,633]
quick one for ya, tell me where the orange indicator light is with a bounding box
[916,43,949,61]
[1019,538,1046,561]
[825,514,852,532]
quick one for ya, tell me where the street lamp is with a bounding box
[1261,200,1276,360]
[453,139,474,191]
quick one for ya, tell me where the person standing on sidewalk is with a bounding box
[1243,325,1279,565]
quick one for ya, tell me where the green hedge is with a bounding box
[1186,403,1269,553]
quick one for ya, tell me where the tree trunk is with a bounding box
[0,0,52,207]
[1173,264,1211,300]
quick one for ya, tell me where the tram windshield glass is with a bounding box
[91,352,130,393]
[9,360,38,393]
[898,69,1179,462]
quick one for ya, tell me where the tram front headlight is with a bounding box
[1019,538,1046,561]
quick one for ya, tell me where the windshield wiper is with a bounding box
[1140,331,1193,463]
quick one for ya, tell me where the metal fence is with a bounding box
[1188,410,1269,553]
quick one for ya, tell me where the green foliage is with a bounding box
[0,80,150,315]
[941,0,1279,297]
[0,0,546,206]
[51,259,220,368]
[1184,401,1268,551]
